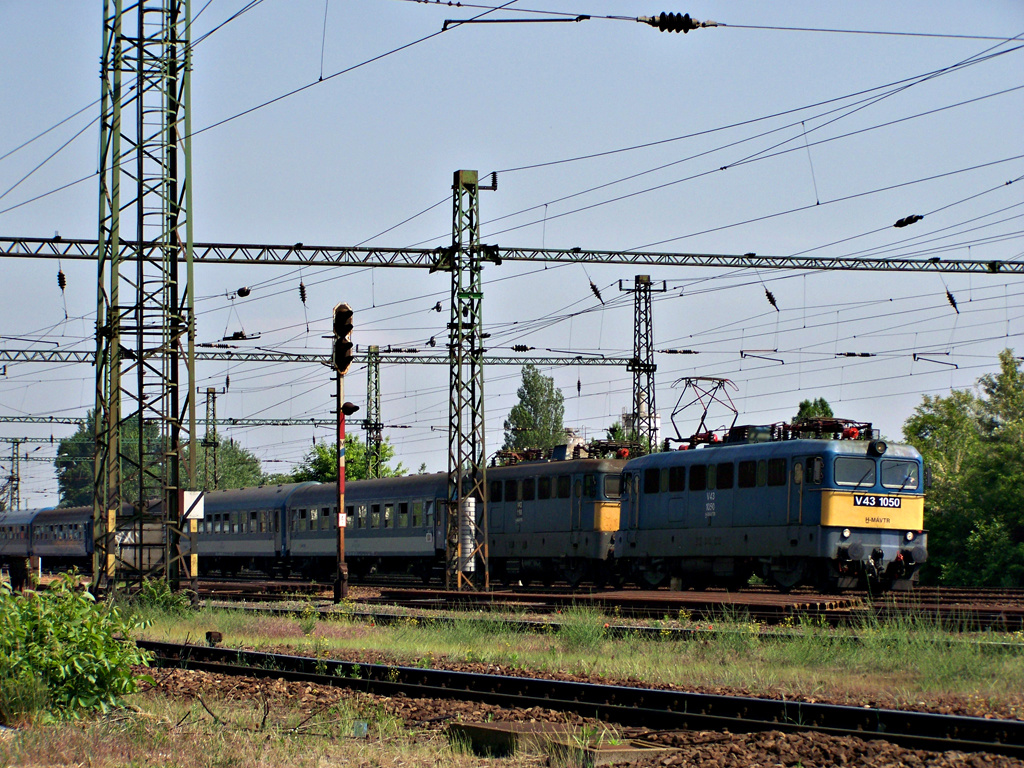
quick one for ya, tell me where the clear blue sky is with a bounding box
[1,1,1022,506]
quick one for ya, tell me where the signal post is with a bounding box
[333,304,357,602]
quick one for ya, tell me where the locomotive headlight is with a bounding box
[905,531,915,542]
[842,528,851,539]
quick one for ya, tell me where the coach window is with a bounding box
[643,467,660,494]
[357,504,368,529]
[371,504,381,528]
[426,501,435,527]
[489,480,503,503]
[738,460,756,488]
[232,513,240,534]
[538,476,552,499]
[250,511,258,532]
[399,502,409,527]
[505,479,519,502]
[767,458,788,486]
[384,504,394,528]
[310,509,320,530]
[412,501,423,527]
[690,464,707,492]
[717,462,734,489]
[557,475,571,499]
[322,507,332,530]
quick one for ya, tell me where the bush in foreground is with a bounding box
[0,573,151,723]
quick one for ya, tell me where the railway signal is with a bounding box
[332,303,354,374]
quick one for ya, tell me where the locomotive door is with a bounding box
[570,477,583,545]
[789,458,805,525]
[625,472,641,545]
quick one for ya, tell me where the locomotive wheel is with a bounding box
[560,561,588,590]
[767,559,807,592]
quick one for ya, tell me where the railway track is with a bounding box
[138,640,1024,759]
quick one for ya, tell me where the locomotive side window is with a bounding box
[489,481,503,503]
[717,462,734,489]
[881,460,919,490]
[604,474,621,498]
[505,479,519,502]
[574,479,583,498]
[643,468,660,494]
[690,465,707,492]
[523,478,536,501]
[707,464,717,491]
[584,474,598,498]
[767,458,788,487]
[807,457,824,484]
[557,475,571,499]
[668,466,686,492]
[835,457,875,487]
[738,460,756,488]
[756,460,767,487]
[538,476,552,499]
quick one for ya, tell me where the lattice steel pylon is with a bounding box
[440,170,497,590]
[93,0,196,593]
[620,275,667,454]
[364,346,383,479]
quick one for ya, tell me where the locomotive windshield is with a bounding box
[604,474,621,499]
[834,456,876,487]
[880,459,919,490]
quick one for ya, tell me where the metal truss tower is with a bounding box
[364,346,383,479]
[94,0,196,593]
[202,388,218,488]
[442,171,497,589]
[620,276,667,454]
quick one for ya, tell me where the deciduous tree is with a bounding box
[502,365,565,452]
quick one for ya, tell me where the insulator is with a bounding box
[946,289,959,314]
[511,345,533,352]
[57,270,66,292]
[765,288,779,311]
[299,282,307,305]
[654,11,699,33]
[577,378,581,396]
[894,214,923,228]
[225,375,230,391]
[590,281,604,304]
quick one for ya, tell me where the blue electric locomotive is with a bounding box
[615,425,927,591]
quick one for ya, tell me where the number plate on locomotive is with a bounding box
[853,495,902,508]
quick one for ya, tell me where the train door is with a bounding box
[570,476,585,544]
[789,457,806,525]
[625,472,641,545]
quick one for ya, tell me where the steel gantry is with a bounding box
[94,0,196,592]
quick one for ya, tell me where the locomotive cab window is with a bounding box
[881,459,919,490]
[807,457,824,484]
[604,473,622,499]
[835,457,876,487]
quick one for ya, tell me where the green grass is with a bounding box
[136,601,1024,716]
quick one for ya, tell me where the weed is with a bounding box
[298,603,318,636]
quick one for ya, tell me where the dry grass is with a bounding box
[0,691,544,768]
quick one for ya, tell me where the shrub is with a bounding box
[132,577,194,615]
[0,573,152,722]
